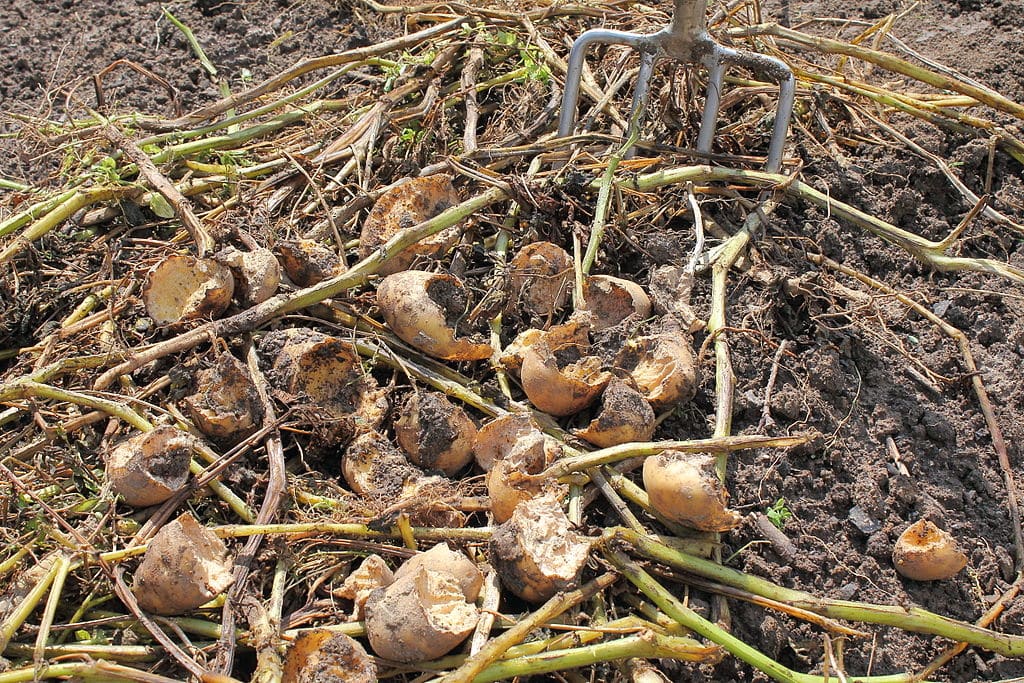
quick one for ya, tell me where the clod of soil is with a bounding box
[643,451,741,532]
[274,239,344,287]
[261,328,387,445]
[489,493,591,602]
[131,513,234,615]
[363,566,479,662]
[474,412,558,472]
[507,241,574,319]
[614,332,698,409]
[581,275,652,331]
[105,426,194,507]
[335,554,394,620]
[394,391,477,476]
[142,254,234,326]
[359,174,463,275]
[519,322,611,416]
[376,269,491,361]
[181,352,262,441]
[576,377,656,447]
[392,543,483,602]
[215,245,281,307]
[892,519,968,581]
[282,630,377,683]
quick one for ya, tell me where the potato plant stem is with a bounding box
[214,522,492,543]
[614,528,1024,657]
[0,661,183,683]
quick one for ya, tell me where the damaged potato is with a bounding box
[105,426,194,507]
[335,554,395,620]
[364,566,479,662]
[506,241,574,319]
[342,430,425,498]
[393,543,483,602]
[581,275,652,331]
[283,630,376,683]
[643,451,740,532]
[132,513,234,615]
[143,254,234,326]
[576,377,656,447]
[394,391,477,476]
[893,519,968,581]
[274,239,344,287]
[377,270,491,361]
[181,352,262,441]
[489,493,591,603]
[486,430,558,523]
[215,245,281,306]
[615,332,698,409]
[473,412,550,472]
[519,322,611,416]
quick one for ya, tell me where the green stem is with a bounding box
[215,522,491,543]
[0,661,182,683]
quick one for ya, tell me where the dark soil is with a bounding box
[1,1,1022,682]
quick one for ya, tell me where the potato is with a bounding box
[181,352,262,441]
[506,241,573,319]
[215,245,281,306]
[335,554,394,620]
[282,630,376,683]
[519,322,610,417]
[364,566,478,662]
[359,174,463,275]
[893,519,968,581]
[395,392,477,476]
[614,332,698,409]
[274,239,343,287]
[642,451,740,532]
[376,270,491,361]
[143,254,234,326]
[342,431,424,498]
[105,426,194,507]
[393,543,483,602]
[581,275,652,331]
[131,513,234,615]
[489,493,591,603]
[576,377,656,447]
[474,413,547,472]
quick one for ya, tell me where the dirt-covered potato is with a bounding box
[576,377,656,447]
[105,426,194,507]
[614,332,698,409]
[893,519,968,581]
[359,174,463,275]
[486,433,554,523]
[364,566,479,662]
[261,328,387,444]
[376,270,491,361]
[274,239,344,287]
[342,431,425,498]
[215,245,281,306]
[643,451,740,532]
[143,254,234,326]
[181,352,262,441]
[392,543,483,602]
[282,630,376,683]
[132,513,234,615]
[394,392,477,476]
[489,493,591,603]
[582,274,652,330]
[507,241,573,319]
[336,554,395,619]
[474,413,546,472]
[519,322,611,416]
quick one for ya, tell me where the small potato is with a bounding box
[181,352,262,441]
[274,239,343,287]
[506,241,574,319]
[395,392,477,476]
[359,174,463,275]
[283,630,376,683]
[615,333,698,409]
[377,270,491,361]
[576,377,656,447]
[215,245,281,306]
[581,275,652,331]
[393,543,483,602]
[143,254,234,326]
[132,513,234,615]
[642,451,740,532]
[342,431,424,499]
[106,426,194,507]
[474,413,540,472]
[364,566,479,662]
[489,493,591,603]
[519,323,610,417]
[893,519,968,581]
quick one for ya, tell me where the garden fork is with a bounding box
[558,0,795,172]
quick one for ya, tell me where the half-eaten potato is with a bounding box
[215,245,281,306]
[489,493,591,602]
[394,392,477,476]
[274,239,344,287]
[143,254,234,326]
[393,543,483,602]
[132,512,234,615]
[106,426,194,507]
[182,352,262,441]
[364,566,479,662]
[576,377,656,447]
[506,241,574,319]
[519,323,611,416]
[614,332,698,409]
[581,275,652,331]
[335,554,395,619]
[642,451,740,532]
[474,413,551,472]
[282,630,376,683]
[893,519,968,581]
[377,270,491,361]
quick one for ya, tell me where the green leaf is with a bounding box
[148,194,175,219]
